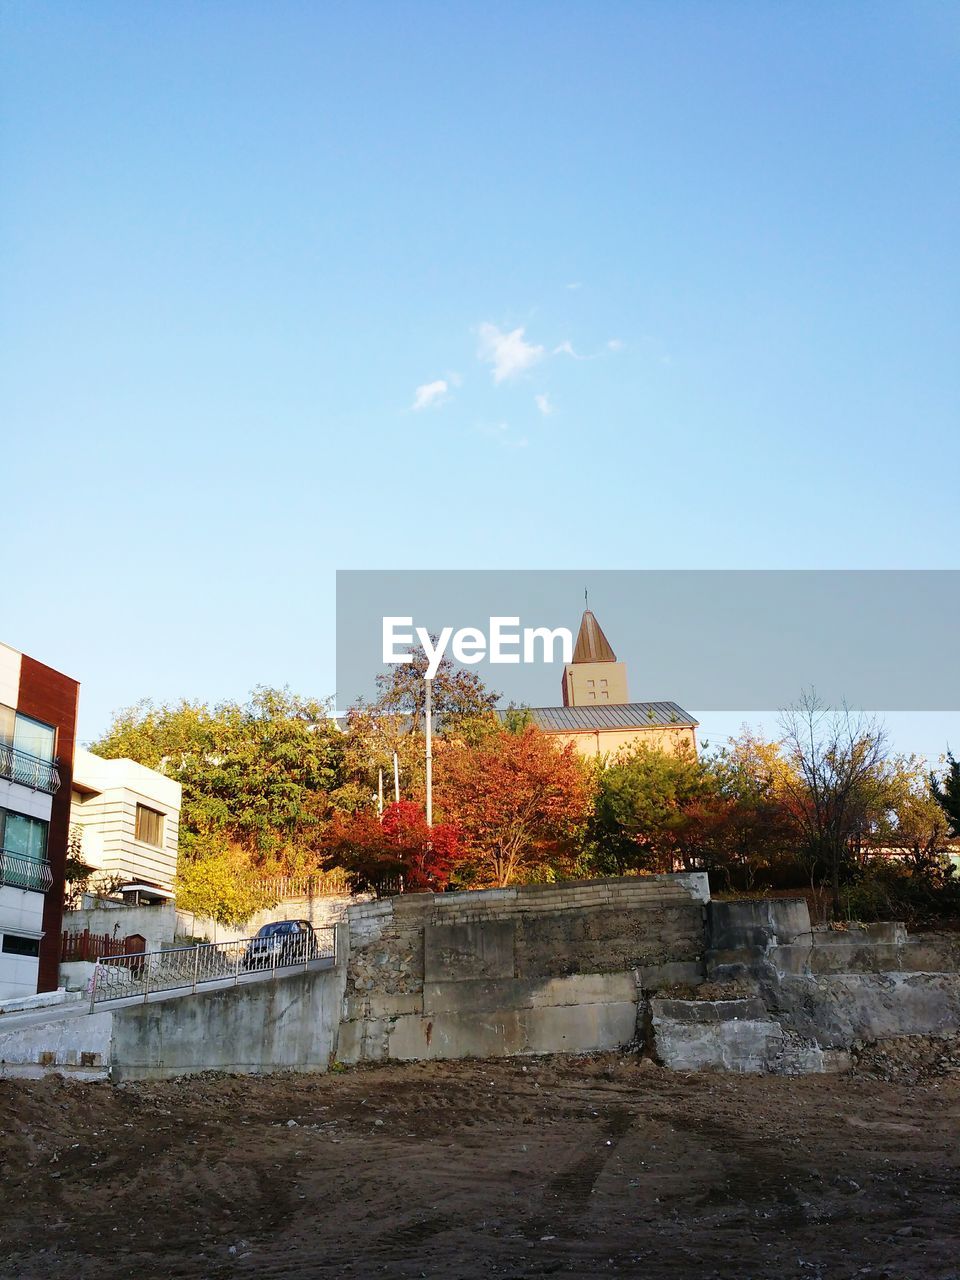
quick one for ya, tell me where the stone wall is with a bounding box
[654,898,960,1074]
[338,874,709,1063]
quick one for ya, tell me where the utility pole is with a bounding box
[393,751,400,804]
[377,767,384,816]
[424,676,433,827]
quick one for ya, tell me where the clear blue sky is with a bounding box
[2,3,957,759]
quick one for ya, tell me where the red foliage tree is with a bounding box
[323,801,460,895]
[437,727,591,886]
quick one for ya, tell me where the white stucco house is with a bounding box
[69,749,181,898]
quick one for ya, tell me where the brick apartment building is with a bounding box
[0,642,79,998]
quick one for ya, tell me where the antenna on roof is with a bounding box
[584,587,589,610]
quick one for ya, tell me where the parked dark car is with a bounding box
[242,920,319,970]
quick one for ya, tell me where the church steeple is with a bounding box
[562,607,629,706]
[571,610,617,664]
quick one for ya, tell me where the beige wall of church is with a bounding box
[546,725,698,760]
[561,661,629,706]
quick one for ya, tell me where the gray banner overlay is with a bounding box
[335,570,960,713]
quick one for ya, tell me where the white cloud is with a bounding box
[535,394,553,416]
[607,338,625,352]
[478,322,545,384]
[565,281,582,291]
[411,379,449,411]
[446,370,463,388]
[553,340,584,360]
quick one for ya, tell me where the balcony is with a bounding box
[0,744,61,795]
[0,850,54,893]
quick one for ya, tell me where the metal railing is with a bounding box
[250,869,353,899]
[89,925,336,1008]
[0,743,60,794]
[0,850,53,893]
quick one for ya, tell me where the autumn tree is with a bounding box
[174,846,278,928]
[334,704,427,814]
[373,643,500,738]
[873,755,952,876]
[709,731,802,889]
[437,726,591,886]
[322,800,461,895]
[778,691,891,917]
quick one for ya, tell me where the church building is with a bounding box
[504,608,698,760]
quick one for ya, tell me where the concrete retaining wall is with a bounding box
[0,958,347,1082]
[338,874,709,1063]
[110,963,347,1081]
[657,899,960,1074]
[770,972,960,1048]
[0,1010,113,1080]
[25,884,960,1081]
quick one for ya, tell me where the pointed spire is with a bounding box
[571,610,617,663]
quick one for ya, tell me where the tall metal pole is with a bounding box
[377,767,384,816]
[393,751,400,804]
[424,676,433,827]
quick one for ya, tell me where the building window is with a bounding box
[13,714,55,762]
[0,809,50,892]
[1,934,41,957]
[135,804,164,847]
[0,709,59,794]
[0,809,48,861]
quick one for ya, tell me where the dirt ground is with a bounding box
[1,1050,959,1280]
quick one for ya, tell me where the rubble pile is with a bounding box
[851,1033,960,1083]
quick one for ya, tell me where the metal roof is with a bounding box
[571,610,618,663]
[497,701,698,731]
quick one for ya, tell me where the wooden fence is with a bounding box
[61,930,133,963]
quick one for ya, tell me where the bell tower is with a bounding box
[561,608,629,706]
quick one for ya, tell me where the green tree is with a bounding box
[333,661,502,812]
[91,686,345,868]
[335,703,431,813]
[591,743,717,875]
[501,705,535,735]
[931,751,960,837]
